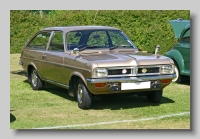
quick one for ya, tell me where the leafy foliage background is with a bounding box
[10,10,190,54]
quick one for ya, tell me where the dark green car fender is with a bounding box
[165,49,184,74]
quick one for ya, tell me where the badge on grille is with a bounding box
[122,69,127,74]
[142,68,147,73]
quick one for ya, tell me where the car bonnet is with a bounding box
[168,19,190,39]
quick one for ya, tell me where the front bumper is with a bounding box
[87,74,176,83]
[86,74,176,94]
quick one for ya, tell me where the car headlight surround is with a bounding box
[93,68,108,78]
[160,65,174,74]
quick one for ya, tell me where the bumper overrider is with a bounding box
[87,74,176,92]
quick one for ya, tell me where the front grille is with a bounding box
[107,66,161,77]
[138,67,159,74]
[108,69,131,75]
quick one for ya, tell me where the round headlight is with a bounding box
[160,65,174,74]
[93,68,108,78]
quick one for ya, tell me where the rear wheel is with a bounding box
[147,90,163,103]
[30,68,44,90]
[76,79,92,109]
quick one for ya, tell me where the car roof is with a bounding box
[40,26,120,33]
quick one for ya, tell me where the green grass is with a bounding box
[10,54,190,129]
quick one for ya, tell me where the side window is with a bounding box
[48,31,64,52]
[87,31,109,48]
[66,31,82,50]
[181,29,190,42]
[27,31,51,50]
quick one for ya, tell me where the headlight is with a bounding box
[160,65,174,74]
[93,68,108,78]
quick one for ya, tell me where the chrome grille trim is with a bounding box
[106,65,171,77]
[107,67,137,77]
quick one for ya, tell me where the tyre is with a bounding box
[30,68,44,90]
[172,61,183,83]
[68,80,77,97]
[147,90,163,103]
[76,79,92,109]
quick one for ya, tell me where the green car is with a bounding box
[164,19,190,83]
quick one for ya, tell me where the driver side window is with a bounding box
[48,31,64,52]
[66,31,82,50]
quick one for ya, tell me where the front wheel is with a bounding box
[76,79,92,109]
[147,90,163,103]
[30,68,44,90]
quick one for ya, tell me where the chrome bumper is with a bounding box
[87,74,176,83]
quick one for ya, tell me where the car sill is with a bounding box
[43,79,69,89]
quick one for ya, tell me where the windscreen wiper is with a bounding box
[77,44,88,51]
[110,46,118,50]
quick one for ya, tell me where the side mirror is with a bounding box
[73,48,80,54]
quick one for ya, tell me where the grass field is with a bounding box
[10,54,190,129]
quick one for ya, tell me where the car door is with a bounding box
[40,31,66,84]
[23,31,52,77]
[177,28,190,72]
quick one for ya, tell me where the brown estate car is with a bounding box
[19,26,176,109]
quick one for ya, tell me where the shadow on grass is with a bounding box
[10,110,16,123]
[90,95,174,110]
[10,70,27,77]
[22,80,75,102]
[22,79,174,110]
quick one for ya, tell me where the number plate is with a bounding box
[121,81,151,90]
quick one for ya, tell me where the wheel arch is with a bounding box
[27,62,38,82]
[69,71,87,86]
[68,72,88,98]
[165,49,185,74]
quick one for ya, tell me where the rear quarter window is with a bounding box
[26,31,52,50]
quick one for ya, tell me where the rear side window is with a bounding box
[26,31,52,50]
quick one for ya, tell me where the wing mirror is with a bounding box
[73,48,80,54]
[155,45,160,56]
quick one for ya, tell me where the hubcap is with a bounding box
[31,70,38,87]
[77,84,83,104]
[172,66,179,82]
